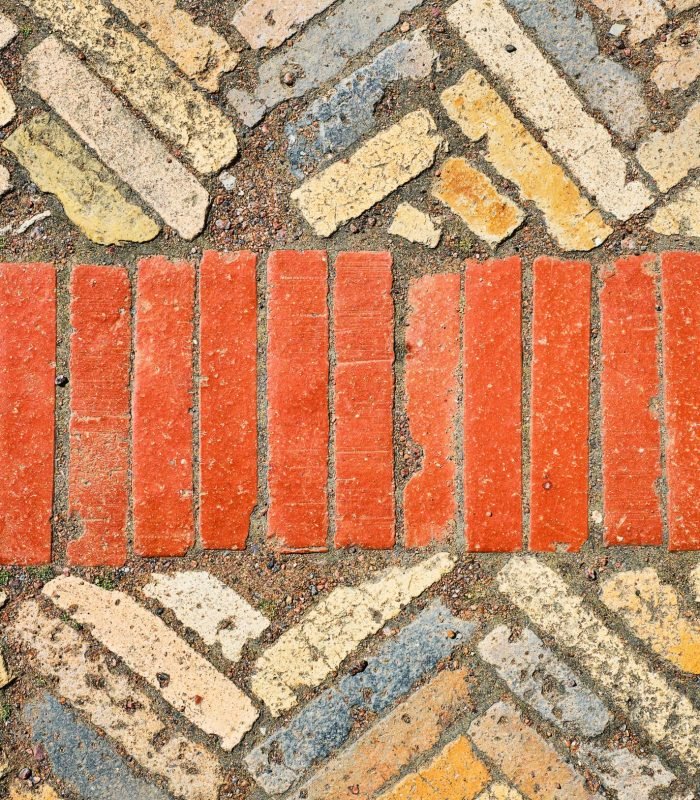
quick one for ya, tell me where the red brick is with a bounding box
[334,252,394,549]
[0,263,55,565]
[404,273,460,547]
[133,257,195,557]
[67,266,130,567]
[662,251,700,550]
[464,257,522,552]
[530,257,590,553]
[267,251,329,552]
[199,251,258,550]
[601,256,662,546]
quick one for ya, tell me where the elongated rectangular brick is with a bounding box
[334,252,395,549]
[652,21,700,92]
[292,109,443,236]
[24,38,209,239]
[405,273,460,547]
[44,576,259,750]
[251,554,454,716]
[442,71,611,252]
[233,0,335,49]
[0,13,17,49]
[67,266,130,567]
[530,257,590,552]
[133,257,194,557]
[298,669,471,800]
[661,251,700,550]
[200,250,257,550]
[649,180,700,238]
[10,601,223,800]
[464,257,522,552]
[638,102,700,193]
[21,0,237,173]
[0,79,15,127]
[498,558,700,771]
[469,701,594,800]
[447,0,653,221]
[245,601,474,794]
[267,251,329,552]
[600,256,662,546]
[0,263,55,565]
[588,0,666,43]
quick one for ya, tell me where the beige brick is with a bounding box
[0,165,9,197]
[24,38,209,240]
[588,0,666,43]
[291,109,444,237]
[447,0,653,221]
[5,114,160,245]
[20,0,237,174]
[652,22,700,92]
[0,79,15,127]
[442,70,612,251]
[0,651,11,689]
[9,782,62,800]
[0,13,18,49]
[43,576,258,750]
[664,0,698,8]
[638,101,700,192]
[388,202,442,248]
[477,785,525,800]
[433,157,525,245]
[649,180,700,237]
[233,0,335,49]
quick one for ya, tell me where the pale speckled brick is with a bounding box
[588,0,666,43]
[389,202,442,248]
[652,21,700,92]
[0,165,9,197]
[0,79,15,127]
[578,744,677,800]
[0,13,17,49]
[638,101,700,192]
[648,180,700,237]
[233,0,335,49]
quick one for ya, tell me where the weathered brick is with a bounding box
[0,164,9,197]
[661,251,700,550]
[388,202,442,248]
[233,0,335,49]
[600,257,662,546]
[649,180,700,238]
[477,786,524,800]
[652,21,700,92]
[579,744,676,800]
[0,78,14,126]
[334,252,395,549]
[464,257,522,552]
[267,250,329,552]
[530,257,590,553]
[9,783,61,800]
[292,110,443,237]
[67,265,130,567]
[0,262,55,565]
[133,257,194,558]
[433,157,525,244]
[638,102,700,193]
[0,12,17,49]
[404,273,460,547]
[588,0,666,43]
[199,250,257,550]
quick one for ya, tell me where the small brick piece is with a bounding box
[662,251,700,550]
[530,258,591,552]
[334,252,394,549]
[200,251,257,550]
[600,257,662,546]
[133,257,195,557]
[464,257,522,552]
[267,251,329,552]
[405,273,460,547]
[0,263,55,565]
[67,266,130,567]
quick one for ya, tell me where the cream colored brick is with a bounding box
[447,0,653,221]
[251,552,455,716]
[388,202,442,248]
[233,0,335,49]
[0,13,18,49]
[5,114,160,245]
[9,602,223,800]
[498,558,700,772]
[477,785,524,800]
[20,0,237,174]
[442,70,612,251]
[588,0,666,43]
[433,157,525,245]
[43,576,258,750]
[291,109,444,237]
[649,180,700,237]
[664,0,698,9]
[24,38,209,240]
[638,102,700,192]
[0,79,15,127]
[0,165,9,197]
[652,21,700,92]
[0,651,11,689]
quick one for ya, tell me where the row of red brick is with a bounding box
[0,251,697,565]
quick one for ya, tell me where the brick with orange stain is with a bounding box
[0,262,55,565]
[464,257,522,552]
[133,257,195,557]
[267,251,329,552]
[334,252,395,549]
[67,265,130,567]
[404,272,460,547]
[530,257,591,553]
[199,251,258,550]
[600,256,662,546]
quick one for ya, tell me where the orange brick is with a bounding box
[0,263,55,565]
[530,257,591,552]
[133,257,195,557]
[601,256,662,546]
[334,252,394,549]
[67,266,130,567]
[199,251,258,550]
[404,273,460,547]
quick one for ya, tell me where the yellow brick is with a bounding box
[421,737,490,799]
[10,783,62,800]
